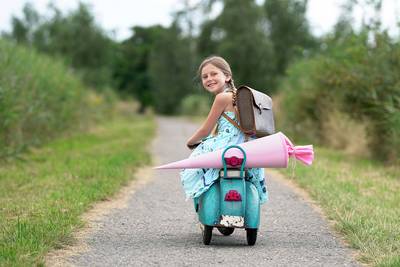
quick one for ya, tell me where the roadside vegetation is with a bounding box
[0,25,154,266]
[275,28,399,266]
[0,111,155,266]
[280,148,399,267]
[276,32,400,163]
[0,5,156,266]
[272,5,399,265]
[0,39,89,159]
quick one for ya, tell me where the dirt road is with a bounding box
[48,116,359,266]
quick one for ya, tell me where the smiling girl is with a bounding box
[180,56,267,204]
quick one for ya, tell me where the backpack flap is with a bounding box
[249,88,275,137]
[250,88,272,110]
[234,85,276,138]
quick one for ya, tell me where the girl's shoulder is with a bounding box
[215,91,234,102]
[215,91,235,112]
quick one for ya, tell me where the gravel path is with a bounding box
[64,116,359,267]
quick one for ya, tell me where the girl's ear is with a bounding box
[225,76,232,83]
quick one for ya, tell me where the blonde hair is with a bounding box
[198,56,236,91]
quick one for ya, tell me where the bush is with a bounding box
[275,57,325,143]
[0,39,91,158]
[179,94,212,116]
[277,33,400,162]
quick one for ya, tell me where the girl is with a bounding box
[180,56,268,204]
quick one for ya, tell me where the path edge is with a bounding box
[269,169,366,266]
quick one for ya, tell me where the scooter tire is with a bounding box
[217,227,235,236]
[246,228,257,246]
[202,225,213,245]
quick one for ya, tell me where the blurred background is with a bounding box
[1,0,399,163]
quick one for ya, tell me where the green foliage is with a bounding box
[113,26,164,111]
[4,0,320,113]
[196,0,317,93]
[0,39,89,159]
[148,24,196,114]
[180,94,212,116]
[9,3,41,44]
[325,33,400,162]
[113,24,196,114]
[0,115,155,266]
[197,0,276,91]
[264,0,317,75]
[278,32,400,162]
[275,57,325,142]
[6,3,116,89]
[196,19,219,58]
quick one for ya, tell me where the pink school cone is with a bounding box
[154,132,314,169]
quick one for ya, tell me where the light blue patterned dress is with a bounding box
[180,111,268,204]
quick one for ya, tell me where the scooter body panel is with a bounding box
[220,177,246,216]
[244,181,260,228]
[197,178,260,228]
[198,181,220,226]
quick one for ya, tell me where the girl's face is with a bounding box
[201,63,231,94]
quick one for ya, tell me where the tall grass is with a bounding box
[0,39,91,159]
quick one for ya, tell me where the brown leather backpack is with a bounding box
[222,85,275,138]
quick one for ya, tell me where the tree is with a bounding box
[9,3,41,45]
[148,23,196,114]
[6,3,116,88]
[113,23,196,114]
[198,0,276,91]
[264,0,317,76]
[113,25,165,111]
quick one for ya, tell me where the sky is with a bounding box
[0,0,399,41]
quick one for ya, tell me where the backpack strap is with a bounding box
[221,112,241,131]
[221,113,251,142]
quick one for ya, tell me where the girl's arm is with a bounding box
[186,93,230,147]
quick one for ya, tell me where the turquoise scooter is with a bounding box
[194,145,260,246]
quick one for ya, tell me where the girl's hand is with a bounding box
[187,142,201,150]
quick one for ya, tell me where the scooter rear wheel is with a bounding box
[246,228,257,246]
[217,227,235,236]
[202,225,213,245]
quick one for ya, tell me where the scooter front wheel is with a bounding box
[202,225,213,245]
[217,227,235,236]
[246,228,257,246]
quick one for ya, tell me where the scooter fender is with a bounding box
[197,182,220,226]
[245,181,260,228]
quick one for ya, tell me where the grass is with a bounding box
[280,147,400,267]
[0,113,155,266]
